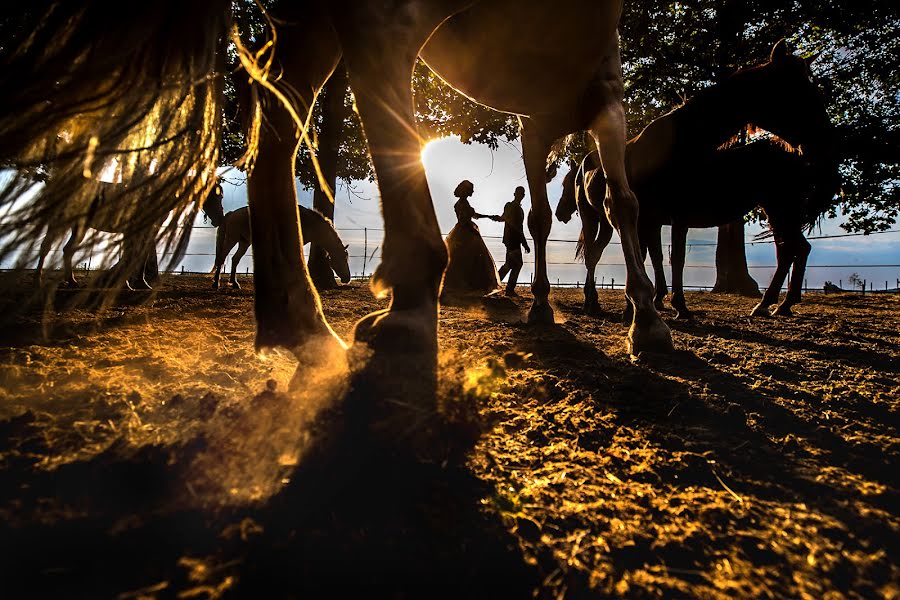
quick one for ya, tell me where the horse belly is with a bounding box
[421,0,622,117]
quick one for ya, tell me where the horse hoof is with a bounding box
[772,304,793,317]
[583,301,602,316]
[750,303,772,317]
[675,309,693,320]
[654,298,666,311]
[211,282,219,290]
[527,301,555,325]
[627,314,674,355]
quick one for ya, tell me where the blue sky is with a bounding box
[187,136,898,292]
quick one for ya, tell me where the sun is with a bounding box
[419,138,442,167]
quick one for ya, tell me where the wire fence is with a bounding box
[11,225,900,294]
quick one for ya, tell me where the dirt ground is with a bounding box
[0,273,897,598]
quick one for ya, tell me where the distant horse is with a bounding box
[203,203,351,290]
[35,182,224,290]
[555,41,838,319]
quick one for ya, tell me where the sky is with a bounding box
[15,136,900,292]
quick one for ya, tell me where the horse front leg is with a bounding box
[670,224,692,319]
[751,233,791,317]
[341,29,449,415]
[591,106,673,354]
[586,211,613,316]
[521,124,554,324]
[773,233,810,316]
[249,105,345,358]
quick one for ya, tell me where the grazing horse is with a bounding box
[555,41,838,318]
[34,182,225,290]
[205,204,351,290]
[0,1,665,413]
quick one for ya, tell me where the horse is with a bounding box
[34,182,225,290]
[203,202,351,290]
[560,139,839,319]
[6,1,784,411]
[555,41,839,319]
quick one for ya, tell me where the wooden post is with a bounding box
[362,227,367,278]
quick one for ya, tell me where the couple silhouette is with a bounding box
[442,180,530,298]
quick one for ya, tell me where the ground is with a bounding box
[0,273,897,598]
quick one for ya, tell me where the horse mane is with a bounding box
[0,1,230,302]
[298,205,342,250]
[718,125,803,153]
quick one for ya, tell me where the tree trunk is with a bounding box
[710,0,760,296]
[712,220,761,296]
[308,63,349,291]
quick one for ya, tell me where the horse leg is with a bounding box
[35,230,55,287]
[123,233,152,290]
[646,224,667,311]
[247,10,345,361]
[670,224,691,319]
[230,240,250,290]
[521,123,555,324]
[338,7,457,410]
[581,209,603,315]
[591,104,672,353]
[751,233,791,317]
[62,225,85,288]
[773,232,810,316]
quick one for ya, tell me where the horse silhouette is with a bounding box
[556,41,839,319]
[202,200,351,290]
[35,182,224,291]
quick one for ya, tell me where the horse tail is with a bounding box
[575,230,586,263]
[0,1,230,304]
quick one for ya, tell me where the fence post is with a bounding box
[181,266,184,275]
[362,227,367,278]
[611,278,615,289]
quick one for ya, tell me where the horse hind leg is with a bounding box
[670,224,692,319]
[230,241,250,289]
[773,233,810,316]
[585,213,613,316]
[588,47,672,353]
[752,233,792,317]
[646,225,667,311]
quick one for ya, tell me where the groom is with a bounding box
[491,186,530,296]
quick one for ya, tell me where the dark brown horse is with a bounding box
[560,139,838,319]
[0,1,666,413]
[556,41,839,318]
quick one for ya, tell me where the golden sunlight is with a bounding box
[420,138,443,167]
